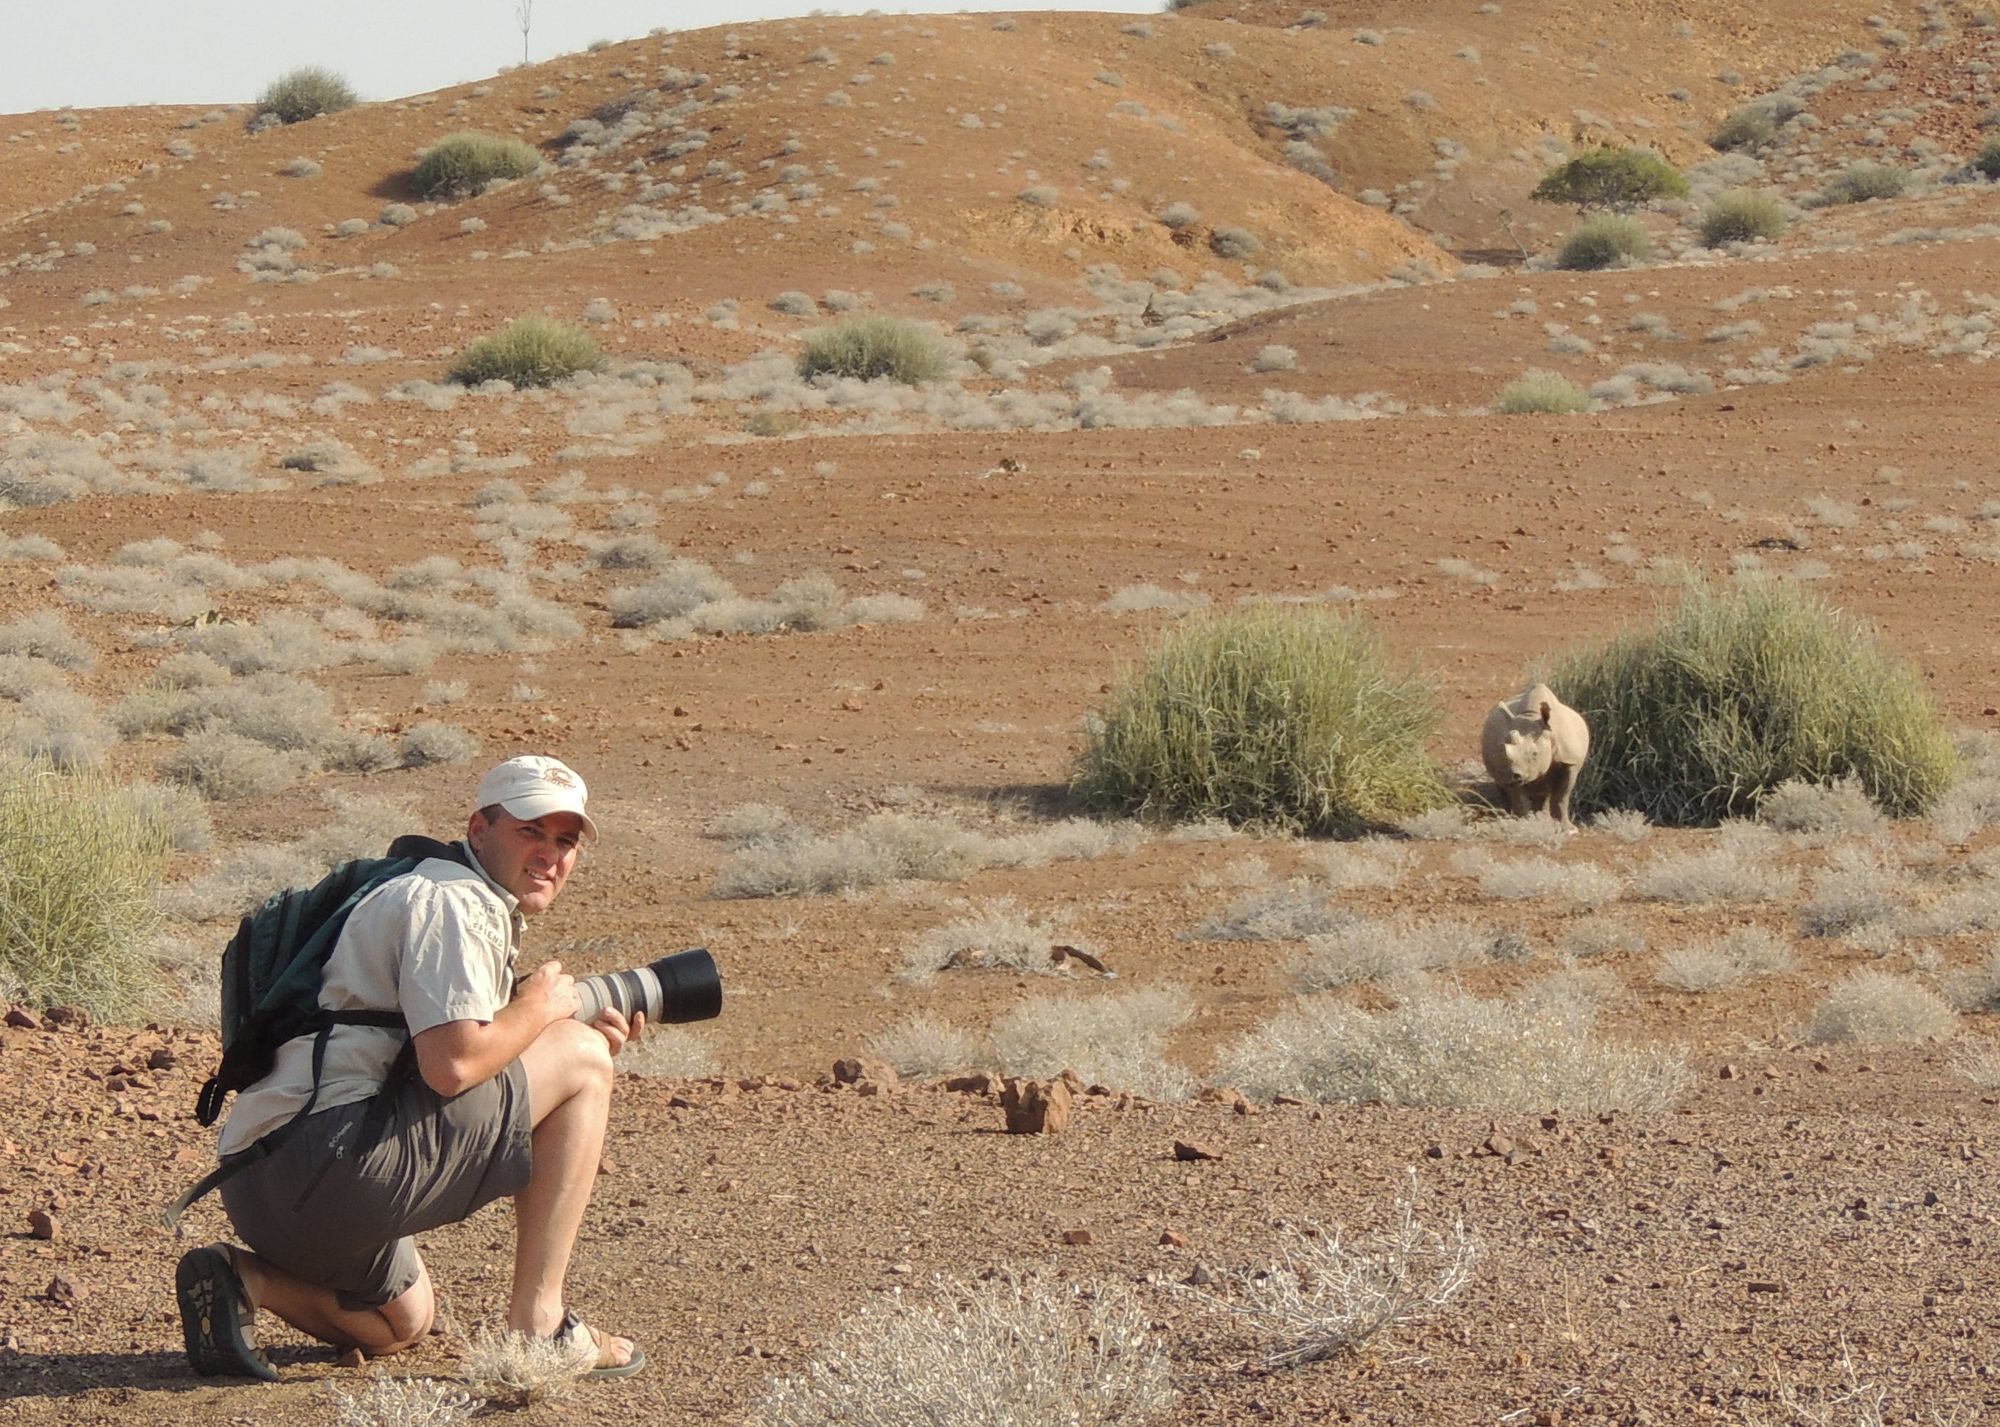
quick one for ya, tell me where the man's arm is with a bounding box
[413,960,578,1097]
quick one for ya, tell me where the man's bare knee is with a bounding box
[540,1017,613,1082]
[375,1273,435,1352]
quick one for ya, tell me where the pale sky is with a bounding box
[5,1,1157,115]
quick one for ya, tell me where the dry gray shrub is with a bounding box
[0,612,95,671]
[1633,824,1798,903]
[714,813,1133,899]
[400,721,480,768]
[1193,880,1347,941]
[867,1014,980,1078]
[1589,808,1652,843]
[1561,918,1648,959]
[2,688,110,770]
[1930,733,2000,844]
[458,1327,593,1406]
[713,802,798,847]
[1179,1193,1478,1369]
[1657,926,1795,991]
[1099,583,1209,614]
[328,1372,480,1427]
[1947,1036,2000,1089]
[1805,970,1957,1044]
[619,1025,719,1078]
[990,985,1193,1098]
[1308,839,1412,892]
[116,779,215,853]
[1220,980,1689,1112]
[1757,776,1886,842]
[178,612,340,674]
[1478,814,1570,849]
[1796,845,1908,939]
[161,729,310,800]
[1468,853,1623,908]
[1296,917,1491,989]
[751,1274,1173,1427]
[0,655,67,701]
[899,898,1072,983]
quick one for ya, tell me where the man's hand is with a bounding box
[513,959,580,1026]
[590,1008,645,1056]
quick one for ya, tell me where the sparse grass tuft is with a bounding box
[1699,189,1786,246]
[1805,970,1957,1043]
[1194,880,1348,941]
[1074,606,1450,835]
[458,1327,593,1406]
[255,67,358,126]
[449,317,603,388]
[1633,823,1798,903]
[750,1274,1173,1427]
[328,1372,480,1427]
[990,985,1193,1098]
[1756,776,1884,841]
[1656,925,1795,991]
[1553,578,1962,823]
[1496,370,1590,414]
[867,1014,980,1078]
[412,132,542,197]
[1179,1192,1477,1370]
[799,316,948,384]
[713,812,1132,899]
[1220,979,1689,1112]
[1556,214,1650,270]
[1822,161,1908,204]
[898,898,1071,982]
[0,760,170,1017]
[1297,916,1492,988]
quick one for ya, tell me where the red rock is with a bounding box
[1719,1064,1740,1081]
[45,1274,81,1306]
[146,1047,179,1071]
[1000,1077,1072,1134]
[943,1072,999,1096]
[832,1058,897,1088]
[42,1006,87,1029]
[1060,1228,1094,1246]
[1173,1139,1222,1163]
[4,1007,41,1031]
[337,1347,366,1368]
[1160,1230,1190,1248]
[27,1209,57,1241]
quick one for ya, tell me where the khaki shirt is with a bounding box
[218,845,523,1157]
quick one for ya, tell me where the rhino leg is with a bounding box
[1545,762,1578,829]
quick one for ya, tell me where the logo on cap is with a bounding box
[543,767,578,789]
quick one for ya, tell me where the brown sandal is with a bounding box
[550,1309,645,1380]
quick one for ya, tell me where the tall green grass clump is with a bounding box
[1552,578,1962,824]
[1974,138,2000,180]
[254,67,358,125]
[1555,213,1651,269]
[799,316,948,384]
[1073,606,1450,835]
[1822,161,1908,204]
[412,132,543,197]
[1698,189,1787,246]
[0,761,170,1017]
[1495,370,1590,414]
[448,316,603,388]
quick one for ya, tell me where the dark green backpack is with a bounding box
[167,835,464,1227]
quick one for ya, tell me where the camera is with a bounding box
[572,948,722,1026]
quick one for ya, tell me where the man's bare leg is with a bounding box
[232,1251,434,1355]
[511,1018,635,1367]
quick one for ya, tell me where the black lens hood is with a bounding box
[648,947,722,1023]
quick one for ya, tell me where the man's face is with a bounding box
[466,807,585,917]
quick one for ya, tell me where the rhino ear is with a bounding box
[1538,700,1553,726]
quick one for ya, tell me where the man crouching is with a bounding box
[177,755,644,1381]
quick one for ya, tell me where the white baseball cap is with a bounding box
[474,755,598,840]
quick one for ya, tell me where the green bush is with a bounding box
[1495,370,1590,414]
[255,67,358,125]
[1709,106,1778,152]
[1532,147,1689,210]
[799,316,948,384]
[411,132,543,198]
[1072,606,1450,835]
[449,316,603,387]
[1974,138,2000,180]
[1698,189,1787,246]
[0,761,170,1017]
[1551,578,1962,825]
[1555,213,1651,269]
[1822,161,1908,204]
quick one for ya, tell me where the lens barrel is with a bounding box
[572,947,722,1025]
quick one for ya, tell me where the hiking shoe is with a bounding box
[176,1244,277,1382]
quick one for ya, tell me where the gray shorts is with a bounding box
[220,1061,533,1310]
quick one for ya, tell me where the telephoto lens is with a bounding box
[572,948,722,1026]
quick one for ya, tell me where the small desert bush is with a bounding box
[1756,775,1885,841]
[1975,138,2000,180]
[329,1373,479,1427]
[458,1327,593,1406]
[161,729,310,801]
[799,316,948,384]
[1805,970,1957,1043]
[990,985,1193,1098]
[0,611,95,671]
[750,1274,1173,1427]
[255,67,358,125]
[412,132,542,197]
[1193,880,1348,941]
[0,760,170,1017]
[713,812,1130,898]
[1822,161,1908,204]
[1656,925,1795,991]
[1699,189,1786,246]
[1556,213,1650,270]
[867,1014,981,1078]
[1632,822,1798,903]
[1552,579,1962,823]
[449,317,603,388]
[618,1025,719,1079]
[1496,370,1590,414]
[1073,606,1450,835]
[898,898,1069,982]
[1709,104,1780,152]
[1180,1194,1477,1369]
[1532,147,1689,209]
[1219,980,1689,1113]
[1296,916,1492,989]
[399,720,479,767]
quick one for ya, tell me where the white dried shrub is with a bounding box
[0,612,95,671]
[1251,345,1297,373]
[1757,776,1886,841]
[1796,844,1908,939]
[1473,854,1623,908]
[1220,980,1690,1112]
[1297,917,1490,989]
[1193,880,1348,941]
[116,779,215,853]
[1633,824,1798,903]
[714,802,798,847]
[1589,808,1652,843]
[990,985,1194,1098]
[2,688,111,770]
[161,729,310,801]
[867,1014,980,1078]
[1657,925,1795,991]
[899,897,1069,983]
[619,1025,719,1078]
[1806,970,1957,1043]
[328,1372,480,1427]
[1179,1194,1478,1369]
[400,721,479,767]
[1099,583,1209,614]
[713,813,1129,898]
[1308,839,1411,891]
[751,1274,1173,1427]
[458,1327,594,1406]
[1947,1036,2000,1089]
[1560,918,1648,959]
